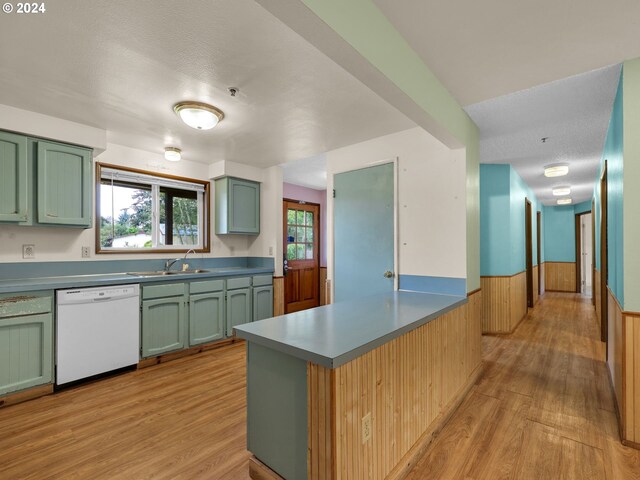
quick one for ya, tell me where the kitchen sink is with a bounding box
[127,269,209,276]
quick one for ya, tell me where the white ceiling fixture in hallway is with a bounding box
[465,64,620,205]
[0,0,414,166]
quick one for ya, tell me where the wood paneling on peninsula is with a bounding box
[545,262,576,292]
[307,290,483,479]
[481,272,527,334]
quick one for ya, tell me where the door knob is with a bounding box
[383,271,395,278]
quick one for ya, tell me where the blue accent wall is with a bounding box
[480,164,541,276]
[594,68,624,306]
[543,205,576,262]
[574,200,592,215]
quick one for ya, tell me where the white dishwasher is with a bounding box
[56,284,140,385]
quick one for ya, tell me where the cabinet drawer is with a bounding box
[252,275,273,287]
[227,276,251,290]
[142,282,186,300]
[189,279,224,294]
[0,293,52,319]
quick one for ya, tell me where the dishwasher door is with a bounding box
[56,284,140,385]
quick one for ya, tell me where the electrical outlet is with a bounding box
[22,244,35,259]
[362,413,372,443]
[81,246,91,258]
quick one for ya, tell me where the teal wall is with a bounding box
[480,164,540,276]
[594,67,624,306]
[542,205,576,262]
[574,200,592,214]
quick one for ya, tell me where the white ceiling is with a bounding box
[373,0,640,106]
[0,0,414,166]
[465,64,620,205]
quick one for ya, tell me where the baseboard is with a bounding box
[249,456,284,480]
[386,362,485,480]
[0,383,53,408]
[137,338,238,369]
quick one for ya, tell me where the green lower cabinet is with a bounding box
[253,286,274,322]
[226,288,252,337]
[0,292,53,396]
[189,291,225,346]
[141,295,187,358]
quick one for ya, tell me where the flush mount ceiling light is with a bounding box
[164,147,182,162]
[544,164,569,178]
[557,198,572,205]
[173,101,224,130]
[552,186,571,196]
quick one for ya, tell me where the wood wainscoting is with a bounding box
[480,272,527,334]
[273,276,285,317]
[307,289,483,479]
[544,262,576,292]
[533,265,539,306]
[319,267,328,306]
[608,289,640,448]
[595,269,602,332]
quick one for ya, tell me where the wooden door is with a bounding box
[283,200,319,313]
[537,211,542,295]
[600,161,608,343]
[525,199,533,308]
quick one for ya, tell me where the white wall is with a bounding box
[325,127,466,285]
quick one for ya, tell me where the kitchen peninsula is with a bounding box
[235,289,483,480]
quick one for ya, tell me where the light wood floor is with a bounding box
[1,293,639,479]
[406,292,640,480]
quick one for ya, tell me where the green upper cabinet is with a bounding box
[36,140,93,227]
[0,131,28,222]
[215,176,260,235]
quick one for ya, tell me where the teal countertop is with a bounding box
[234,291,466,369]
[0,266,274,294]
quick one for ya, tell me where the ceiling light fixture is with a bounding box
[164,147,182,162]
[544,164,569,177]
[173,101,224,130]
[552,186,571,196]
[557,198,572,205]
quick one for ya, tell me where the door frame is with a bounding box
[330,157,399,299]
[575,210,592,295]
[600,161,608,344]
[525,199,533,308]
[283,198,321,313]
[536,211,542,296]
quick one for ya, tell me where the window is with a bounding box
[96,163,210,253]
[286,207,315,260]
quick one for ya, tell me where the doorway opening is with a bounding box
[283,199,320,314]
[575,211,593,297]
[525,198,533,308]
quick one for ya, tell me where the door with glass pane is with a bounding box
[283,200,320,313]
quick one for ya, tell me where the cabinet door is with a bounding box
[253,286,274,322]
[0,313,53,395]
[189,291,224,346]
[226,288,252,337]
[141,296,186,358]
[228,178,260,234]
[36,140,93,227]
[0,131,28,222]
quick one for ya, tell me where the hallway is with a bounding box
[407,292,640,479]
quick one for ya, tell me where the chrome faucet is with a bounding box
[183,249,196,262]
[164,258,182,272]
